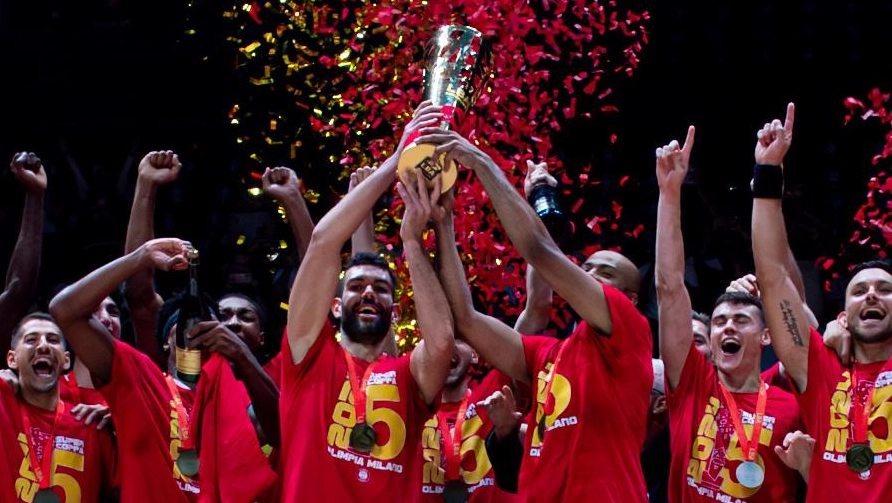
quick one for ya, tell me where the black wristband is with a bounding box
[752,164,784,199]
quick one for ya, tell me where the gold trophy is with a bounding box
[398,25,492,192]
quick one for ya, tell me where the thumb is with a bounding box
[774,445,787,460]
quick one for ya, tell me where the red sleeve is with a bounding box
[522,335,560,384]
[797,327,844,429]
[281,320,337,384]
[593,284,654,359]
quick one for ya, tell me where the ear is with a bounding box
[760,327,771,347]
[390,304,402,323]
[837,310,848,329]
[471,349,479,365]
[62,351,71,371]
[259,331,266,346]
[7,350,17,370]
[653,395,668,415]
[331,297,343,319]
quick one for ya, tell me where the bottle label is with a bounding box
[176,348,202,380]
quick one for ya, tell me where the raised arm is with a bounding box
[124,151,181,367]
[0,152,47,342]
[399,173,455,405]
[420,131,614,335]
[49,238,191,383]
[348,166,379,254]
[751,103,810,392]
[262,166,315,261]
[654,126,696,391]
[431,188,529,383]
[287,101,443,364]
[513,161,557,335]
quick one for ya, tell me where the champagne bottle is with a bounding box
[527,184,570,244]
[175,247,207,383]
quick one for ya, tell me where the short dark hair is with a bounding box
[11,312,61,349]
[691,311,710,326]
[156,291,219,350]
[847,260,892,288]
[712,291,765,325]
[338,252,398,296]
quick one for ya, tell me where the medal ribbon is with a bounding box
[165,375,194,451]
[19,399,65,490]
[541,341,570,424]
[436,390,471,481]
[851,367,875,445]
[344,349,380,425]
[719,380,767,462]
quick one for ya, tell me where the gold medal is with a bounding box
[176,448,200,477]
[846,443,874,473]
[442,480,469,503]
[350,422,377,453]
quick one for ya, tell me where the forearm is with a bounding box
[232,354,281,447]
[123,178,160,303]
[50,250,148,326]
[470,156,554,262]
[655,193,693,389]
[311,158,395,251]
[279,196,315,261]
[0,190,44,336]
[351,215,377,254]
[434,218,476,328]
[405,239,453,402]
[514,265,552,334]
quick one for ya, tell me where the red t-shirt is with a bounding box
[518,284,653,503]
[279,321,432,502]
[796,328,892,502]
[0,381,117,502]
[263,352,283,388]
[98,340,199,501]
[417,370,520,503]
[60,372,107,406]
[666,344,801,503]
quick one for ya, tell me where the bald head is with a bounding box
[582,250,641,303]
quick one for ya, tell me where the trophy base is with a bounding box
[397,142,457,193]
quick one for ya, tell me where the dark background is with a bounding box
[1,1,890,338]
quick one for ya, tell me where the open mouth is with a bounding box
[861,308,886,321]
[720,339,742,355]
[31,360,55,377]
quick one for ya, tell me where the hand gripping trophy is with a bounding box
[397,25,493,192]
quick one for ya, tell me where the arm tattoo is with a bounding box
[779,299,805,347]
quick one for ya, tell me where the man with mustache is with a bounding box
[278,100,455,502]
[753,102,892,500]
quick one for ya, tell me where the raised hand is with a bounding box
[10,151,47,193]
[137,150,181,185]
[655,125,695,198]
[397,100,445,155]
[523,160,556,200]
[727,273,760,297]
[141,238,191,271]
[823,318,853,366]
[416,128,490,173]
[262,166,302,202]
[754,102,795,166]
[348,165,376,192]
[477,385,523,440]
[397,168,443,243]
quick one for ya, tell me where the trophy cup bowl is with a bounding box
[398,25,492,193]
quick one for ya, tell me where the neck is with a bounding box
[342,338,387,363]
[718,367,762,393]
[73,359,95,389]
[442,378,469,403]
[854,341,892,364]
[21,386,60,411]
